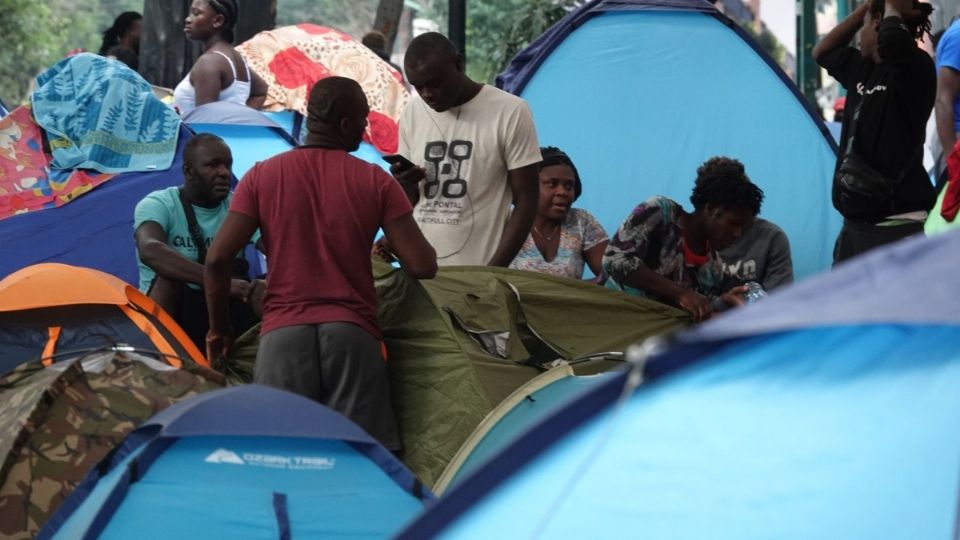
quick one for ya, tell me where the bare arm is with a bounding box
[488,163,539,267]
[204,211,258,360]
[247,68,268,110]
[812,1,869,63]
[190,55,224,107]
[382,213,437,279]
[136,221,205,285]
[936,67,960,156]
[584,240,608,277]
[618,264,712,321]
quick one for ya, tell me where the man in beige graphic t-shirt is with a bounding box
[391,32,542,267]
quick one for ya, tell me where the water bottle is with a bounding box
[743,281,768,304]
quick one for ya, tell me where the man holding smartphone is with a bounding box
[389,32,542,267]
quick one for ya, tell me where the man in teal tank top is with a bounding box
[134,133,260,350]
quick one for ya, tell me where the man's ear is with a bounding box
[213,14,225,30]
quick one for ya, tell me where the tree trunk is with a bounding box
[373,0,405,54]
[140,0,276,89]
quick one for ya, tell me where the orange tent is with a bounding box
[0,263,207,373]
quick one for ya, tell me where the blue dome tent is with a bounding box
[42,385,433,539]
[398,230,960,539]
[497,0,840,279]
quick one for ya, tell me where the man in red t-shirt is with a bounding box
[204,77,437,449]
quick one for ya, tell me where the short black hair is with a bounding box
[539,146,582,200]
[206,0,239,43]
[405,32,458,66]
[184,133,228,168]
[690,156,763,215]
[306,76,365,126]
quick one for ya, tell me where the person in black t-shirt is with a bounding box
[813,0,936,264]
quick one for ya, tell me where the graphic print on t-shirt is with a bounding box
[416,139,474,246]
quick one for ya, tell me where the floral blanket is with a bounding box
[0,105,114,220]
[237,24,408,154]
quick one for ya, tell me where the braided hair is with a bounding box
[206,0,239,43]
[690,156,763,215]
[868,0,933,40]
[539,146,582,200]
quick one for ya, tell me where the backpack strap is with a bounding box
[177,187,208,264]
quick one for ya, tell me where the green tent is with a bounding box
[229,264,688,485]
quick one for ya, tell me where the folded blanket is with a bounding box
[31,53,181,173]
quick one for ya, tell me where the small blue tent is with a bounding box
[398,230,960,539]
[497,0,840,279]
[41,385,432,539]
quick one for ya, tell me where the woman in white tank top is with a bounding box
[172,0,267,115]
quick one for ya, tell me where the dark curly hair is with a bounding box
[869,0,933,40]
[690,156,764,215]
[539,146,582,200]
[98,11,141,56]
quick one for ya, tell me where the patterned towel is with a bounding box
[31,53,181,173]
[237,24,408,154]
[0,105,114,220]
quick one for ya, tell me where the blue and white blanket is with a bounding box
[31,53,181,173]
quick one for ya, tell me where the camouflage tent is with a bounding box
[230,264,688,486]
[0,350,222,539]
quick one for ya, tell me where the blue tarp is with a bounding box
[42,385,432,540]
[0,127,193,284]
[399,230,960,539]
[496,0,840,280]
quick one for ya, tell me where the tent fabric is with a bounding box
[182,101,287,128]
[236,24,408,154]
[31,53,181,173]
[0,127,192,284]
[434,365,618,494]
[496,0,840,279]
[375,263,686,486]
[225,264,685,487]
[396,231,960,540]
[0,263,207,374]
[41,385,430,540]
[0,105,115,220]
[0,350,223,540]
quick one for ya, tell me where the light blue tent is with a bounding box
[434,365,617,494]
[41,385,432,540]
[497,0,840,279]
[399,230,960,539]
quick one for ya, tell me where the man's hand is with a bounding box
[229,278,251,299]
[677,290,713,322]
[372,237,397,263]
[391,162,426,185]
[721,284,750,308]
[206,326,234,367]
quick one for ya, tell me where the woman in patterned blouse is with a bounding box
[509,147,609,280]
[602,157,763,322]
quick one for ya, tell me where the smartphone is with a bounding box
[382,154,416,171]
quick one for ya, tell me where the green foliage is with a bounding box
[276,0,378,38]
[419,0,577,84]
[740,22,789,72]
[0,0,142,106]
